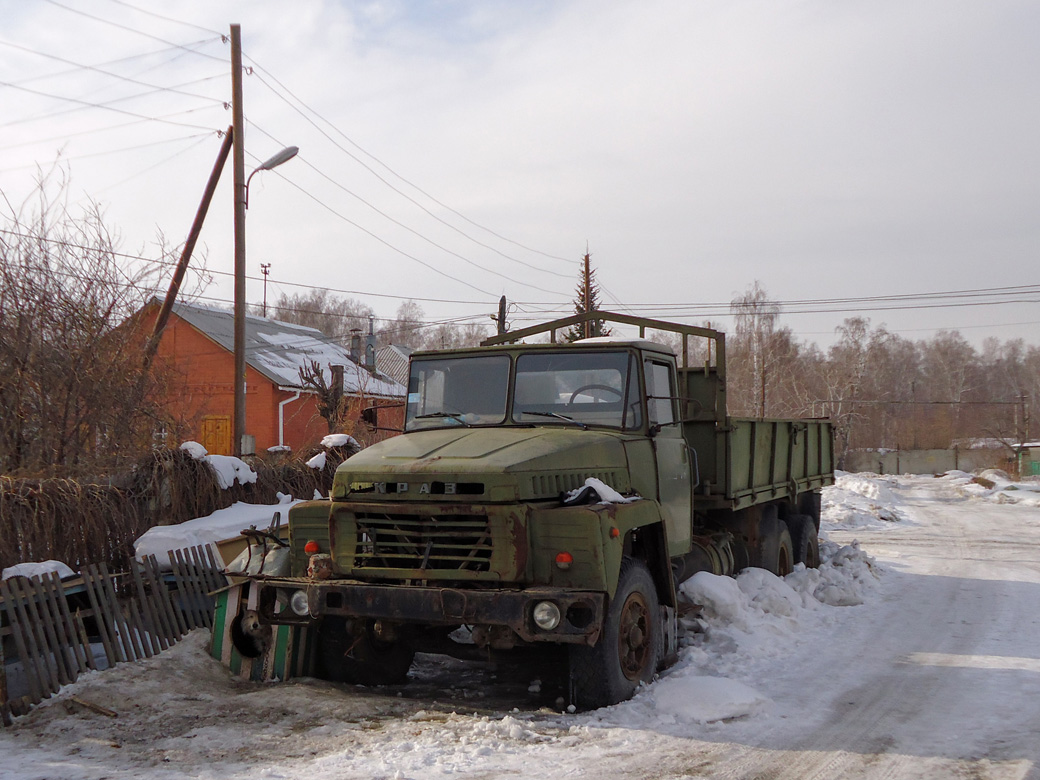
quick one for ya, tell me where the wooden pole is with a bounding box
[231,23,247,457]
[141,128,233,372]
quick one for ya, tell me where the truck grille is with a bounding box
[353,512,493,572]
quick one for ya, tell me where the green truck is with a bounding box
[216,312,833,709]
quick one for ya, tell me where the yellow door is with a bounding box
[200,415,232,455]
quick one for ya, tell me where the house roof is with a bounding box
[166,299,406,398]
[376,344,413,386]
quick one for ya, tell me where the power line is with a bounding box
[0,39,227,106]
[0,226,500,305]
[0,108,225,154]
[0,133,212,174]
[41,0,227,63]
[0,75,225,129]
[244,63,574,278]
[0,79,221,133]
[246,120,569,298]
[102,0,224,37]
[4,40,218,89]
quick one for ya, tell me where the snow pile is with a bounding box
[2,560,76,581]
[322,433,360,450]
[180,441,258,489]
[940,469,1040,506]
[307,450,327,469]
[134,494,299,565]
[822,471,912,527]
[650,675,771,723]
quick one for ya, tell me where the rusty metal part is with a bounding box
[254,579,605,645]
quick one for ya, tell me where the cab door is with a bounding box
[647,358,693,555]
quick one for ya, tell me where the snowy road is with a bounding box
[3,473,1040,779]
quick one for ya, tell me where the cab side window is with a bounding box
[646,360,676,426]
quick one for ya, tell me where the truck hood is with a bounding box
[332,427,632,502]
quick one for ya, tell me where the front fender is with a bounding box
[527,499,666,599]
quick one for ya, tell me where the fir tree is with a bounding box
[564,253,612,341]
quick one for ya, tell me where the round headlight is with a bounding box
[289,589,310,616]
[532,600,561,631]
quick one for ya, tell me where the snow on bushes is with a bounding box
[179,441,257,489]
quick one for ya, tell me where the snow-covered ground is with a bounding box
[3,472,1040,779]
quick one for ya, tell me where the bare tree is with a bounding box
[0,181,175,474]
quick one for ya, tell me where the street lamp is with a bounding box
[244,146,299,208]
[233,143,298,456]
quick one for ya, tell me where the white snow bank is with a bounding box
[940,469,1040,506]
[134,494,299,565]
[822,471,912,528]
[179,441,258,489]
[651,675,771,723]
[2,560,76,581]
[307,451,327,470]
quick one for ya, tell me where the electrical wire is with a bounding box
[245,64,574,279]
[41,0,227,63]
[0,79,221,133]
[0,74,226,129]
[245,120,570,298]
[0,133,212,174]
[0,40,227,105]
[102,0,224,37]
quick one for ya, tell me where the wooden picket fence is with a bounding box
[0,545,227,725]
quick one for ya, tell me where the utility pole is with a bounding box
[497,295,507,335]
[261,263,271,317]
[231,23,247,457]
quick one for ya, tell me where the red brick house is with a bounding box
[139,298,406,455]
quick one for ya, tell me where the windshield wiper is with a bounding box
[413,411,473,427]
[523,411,588,430]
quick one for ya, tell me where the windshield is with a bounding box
[405,354,510,430]
[513,351,642,430]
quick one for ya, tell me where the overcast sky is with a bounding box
[2,0,1037,347]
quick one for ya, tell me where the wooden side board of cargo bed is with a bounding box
[685,417,834,511]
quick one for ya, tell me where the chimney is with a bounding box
[349,329,362,364]
[365,315,377,372]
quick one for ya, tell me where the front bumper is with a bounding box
[253,578,606,645]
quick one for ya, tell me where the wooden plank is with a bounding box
[0,579,45,703]
[130,560,168,654]
[98,564,142,662]
[81,565,122,666]
[204,545,230,593]
[175,548,207,630]
[25,577,72,687]
[188,546,215,628]
[147,555,187,638]
[43,573,90,676]
[168,549,196,630]
[103,563,151,660]
[73,610,98,671]
[9,577,61,696]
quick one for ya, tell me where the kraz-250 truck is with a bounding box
[213,312,833,709]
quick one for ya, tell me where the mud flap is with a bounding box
[659,604,679,670]
[211,581,314,681]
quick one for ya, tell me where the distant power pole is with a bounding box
[261,263,271,317]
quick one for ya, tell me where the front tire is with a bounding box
[570,557,662,710]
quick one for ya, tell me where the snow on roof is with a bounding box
[376,343,413,385]
[169,299,405,398]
